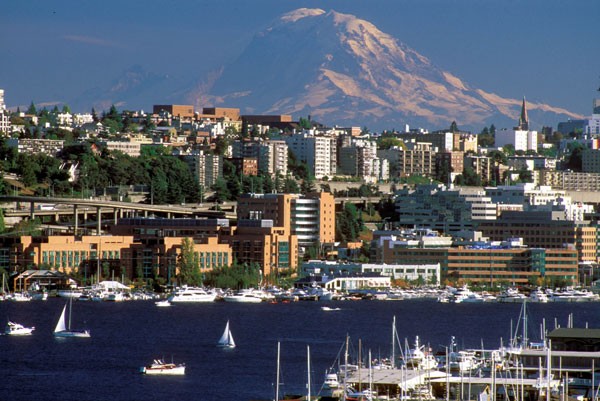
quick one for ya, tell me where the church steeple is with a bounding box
[517,96,529,130]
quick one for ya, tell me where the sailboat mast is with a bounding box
[68,296,72,330]
[276,342,280,401]
[307,345,311,401]
[392,316,396,368]
[343,335,349,401]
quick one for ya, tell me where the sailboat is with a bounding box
[53,297,91,338]
[217,320,235,348]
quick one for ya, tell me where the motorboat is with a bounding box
[223,289,263,303]
[168,287,217,303]
[140,359,185,375]
[529,288,549,303]
[53,297,91,338]
[57,289,83,299]
[5,321,35,336]
[323,371,340,390]
[10,292,32,302]
[321,306,341,311]
[155,299,171,307]
[497,287,527,303]
[404,336,436,369]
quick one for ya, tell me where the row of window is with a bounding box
[42,250,120,268]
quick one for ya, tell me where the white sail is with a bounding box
[54,305,67,333]
[217,320,235,348]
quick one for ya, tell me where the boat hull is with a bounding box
[141,366,185,375]
[54,330,91,338]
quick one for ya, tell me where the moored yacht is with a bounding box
[168,287,217,303]
[223,289,263,303]
[529,288,549,303]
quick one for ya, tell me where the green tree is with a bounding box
[565,142,584,171]
[26,101,37,115]
[336,203,364,242]
[178,238,203,286]
[378,137,405,150]
[455,166,482,186]
[298,117,311,129]
[211,178,231,203]
[283,177,300,193]
[0,209,5,233]
[300,177,316,193]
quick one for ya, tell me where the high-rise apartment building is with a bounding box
[285,132,336,179]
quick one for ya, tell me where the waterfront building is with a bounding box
[1,234,232,287]
[375,242,578,286]
[301,259,441,284]
[110,216,295,277]
[221,219,298,277]
[236,192,335,252]
[477,210,597,262]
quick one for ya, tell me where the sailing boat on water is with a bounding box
[54,297,91,338]
[217,320,235,348]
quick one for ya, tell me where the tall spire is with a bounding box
[517,96,529,130]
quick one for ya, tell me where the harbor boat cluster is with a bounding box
[308,306,600,401]
[4,282,600,306]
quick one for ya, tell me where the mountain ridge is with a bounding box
[70,8,583,131]
[203,8,582,130]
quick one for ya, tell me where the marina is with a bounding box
[2,297,600,400]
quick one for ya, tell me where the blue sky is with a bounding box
[1,0,599,117]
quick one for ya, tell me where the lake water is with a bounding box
[2,298,599,401]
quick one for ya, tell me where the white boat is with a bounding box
[5,321,35,336]
[497,287,527,303]
[57,289,83,299]
[529,288,549,303]
[404,336,438,370]
[321,306,341,311]
[140,359,185,375]
[53,298,91,338]
[155,299,171,307]
[323,371,340,390]
[223,289,263,303]
[11,292,32,302]
[168,287,217,303]
[217,320,236,348]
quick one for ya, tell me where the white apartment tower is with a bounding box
[285,132,336,179]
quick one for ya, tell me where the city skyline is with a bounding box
[1,0,599,127]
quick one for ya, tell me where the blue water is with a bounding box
[2,299,599,401]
